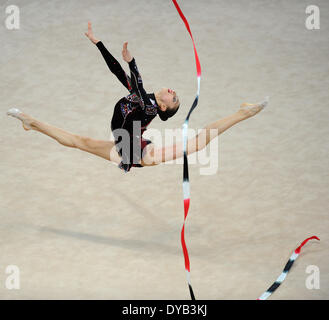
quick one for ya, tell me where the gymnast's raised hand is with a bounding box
[85,21,99,45]
[122,42,133,63]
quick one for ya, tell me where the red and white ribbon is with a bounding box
[258,236,320,300]
[172,0,201,300]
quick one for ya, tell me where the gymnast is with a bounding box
[7,22,268,172]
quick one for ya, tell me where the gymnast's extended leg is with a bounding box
[142,97,269,165]
[7,108,121,164]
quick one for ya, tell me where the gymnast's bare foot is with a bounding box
[7,108,33,130]
[239,96,269,119]
[85,21,100,45]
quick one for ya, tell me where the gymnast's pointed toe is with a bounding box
[258,96,269,108]
[239,96,269,118]
[7,108,32,130]
[7,107,22,117]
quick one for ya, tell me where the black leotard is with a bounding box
[96,41,159,172]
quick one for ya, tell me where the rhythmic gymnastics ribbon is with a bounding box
[258,236,320,300]
[171,1,319,301]
[171,0,201,300]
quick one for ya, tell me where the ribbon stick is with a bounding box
[258,236,320,300]
[172,0,201,300]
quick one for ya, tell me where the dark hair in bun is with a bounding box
[158,104,180,121]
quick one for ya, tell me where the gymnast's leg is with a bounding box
[7,108,121,164]
[141,97,269,166]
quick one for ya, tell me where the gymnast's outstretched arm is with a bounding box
[85,22,132,92]
[141,98,269,166]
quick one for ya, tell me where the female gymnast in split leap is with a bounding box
[7,22,268,172]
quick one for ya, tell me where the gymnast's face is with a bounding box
[159,87,180,111]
